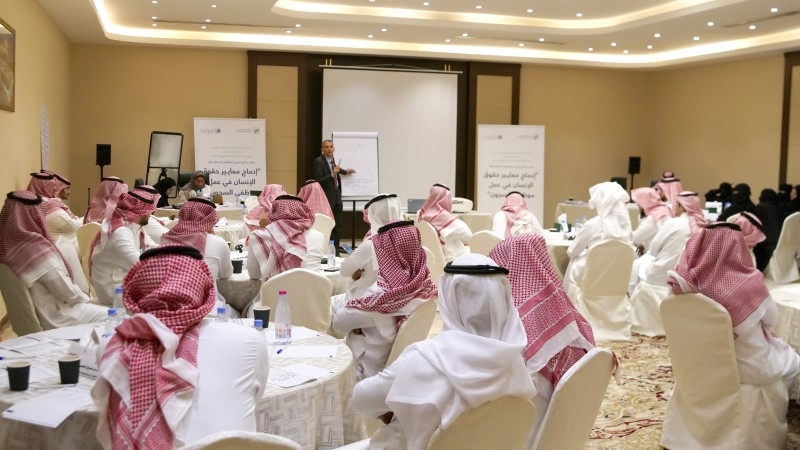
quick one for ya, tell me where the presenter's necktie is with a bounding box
[330,159,338,188]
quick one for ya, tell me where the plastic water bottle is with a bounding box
[104,308,118,337]
[113,286,126,318]
[254,319,266,340]
[274,290,292,344]
[215,306,229,323]
[327,240,337,267]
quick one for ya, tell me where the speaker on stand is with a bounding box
[628,156,641,196]
[96,144,111,179]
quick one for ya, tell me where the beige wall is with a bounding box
[0,0,72,195]
[69,45,248,210]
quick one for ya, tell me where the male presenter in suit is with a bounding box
[313,139,356,255]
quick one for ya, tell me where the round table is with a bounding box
[770,283,800,401]
[542,230,571,280]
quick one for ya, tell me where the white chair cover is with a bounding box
[416,221,446,285]
[459,212,492,233]
[567,239,634,341]
[243,195,260,213]
[451,197,473,213]
[76,222,100,292]
[259,268,333,333]
[178,430,302,450]
[427,396,535,450]
[660,293,789,450]
[0,264,43,336]
[628,282,669,337]
[311,213,336,245]
[385,297,437,366]
[764,212,800,284]
[530,348,615,450]
[468,230,502,256]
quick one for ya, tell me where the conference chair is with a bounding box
[660,293,789,450]
[336,396,536,450]
[311,213,336,245]
[451,197,474,214]
[459,212,493,233]
[422,246,436,282]
[385,297,437,366]
[416,221,445,285]
[243,195,259,213]
[0,264,43,336]
[468,230,502,256]
[764,212,800,284]
[567,239,635,341]
[259,268,332,333]
[178,431,302,450]
[76,222,101,292]
[628,282,670,337]
[529,348,615,450]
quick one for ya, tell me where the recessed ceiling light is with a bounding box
[205,18,211,23]
[611,42,617,47]
[201,25,207,30]
[693,36,700,41]
[526,9,533,13]
[151,0,157,4]
[518,43,524,47]
[210,4,218,8]
[381,28,387,32]
[588,48,594,52]
[445,38,451,43]
[295,24,301,28]
[707,21,714,27]
[538,38,545,42]
[368,34,374,38]
[151,23,157,26]
[654,33,661,38]
[623,50,629,54]
[749,24,757,30]
[462,33,469,37]
[423,2,429,5]
[771,7,778,13]
[647,45,653,50]
[576,13,583,18]
[476,5,482,10]
[369,0,375,2]
[286,30,292,34]
[152,16,157,20]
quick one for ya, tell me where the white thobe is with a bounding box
[631,215,665,251]
[91,224,157,306]
[563,218,604,290]
[246,228,325,280]
[143,216,169,244]
[438,219,472,263]
[46,207,89,294]
[203,233,235,315]
[491,211,544,238]
[629,214,692,292]
[29,265,107,329]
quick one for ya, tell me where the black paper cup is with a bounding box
[7,361,31,391]
[253,306,271,328]
[58,355,81,384]
[232,259,243,274]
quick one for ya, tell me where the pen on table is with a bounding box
[0,356,28,360]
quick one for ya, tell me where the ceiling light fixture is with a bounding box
[476,5,482,10]
[749,24,756,30]
[771,7,778,13]
[538,38,545,42]
[654,33,661,38]
[295,24,301,28]
[647,45,653,49]
[576,13,583,18]
[368,34,374,38]
[151,23,157,26]
[588,48,594,52]
[423,2,429,5]
[693,36,700,41]
[526,9,533,14]
[205,19,211,23]
[201,25,207,29]
[286,30,292,34]
[518,43,524,47]
[151,16,157,20]
[623,50,629,54]
[210,4,217,8]
[611,42,617,47]
[151,0,157,4]
[381,28,387,32]
[707,21,714,26]
[445,38,450,43]
[462,33,469,37]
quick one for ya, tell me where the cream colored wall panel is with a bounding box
[257,100,298,136]
[265,136,298,172]
[476,108,512,125]
[477,75,513,110]
[266,171,297,193]
[257,66,298,102]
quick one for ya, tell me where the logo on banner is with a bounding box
[483,134,503,140]
[236,127,262,135]
[199,127,222,134]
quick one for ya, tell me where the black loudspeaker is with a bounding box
[96,144,111,166]
[628,156,641,175]
[610,176,627,191]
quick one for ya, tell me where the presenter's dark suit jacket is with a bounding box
[312,154,342,207]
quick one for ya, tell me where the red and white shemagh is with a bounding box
[418,185,458,239]
[500,193,534,238]
[245,184,287,231]
[676,191,707,235]
[668,225,768,329]
[347,222,437,329]
[0,191,74,285]
[84,177,129,224]
[41,173,78,219]
[94,248,215,450]
[250,197,314,280]
[298,181,333,218]
[26,172,56,198]
[161,199,219,253]
[489,234,595,386]
[732,212,766,249]
[90,189,159,262]
[655,177,684,211]
[631,187,673,224]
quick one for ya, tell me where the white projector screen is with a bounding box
[322,68,459,206]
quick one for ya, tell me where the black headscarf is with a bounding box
[153,177,177,208]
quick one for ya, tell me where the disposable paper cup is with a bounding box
[7,360,31,391]
[232,259,243,274]
[254,306,271,328]
[58,355,81,384]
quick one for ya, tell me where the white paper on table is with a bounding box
[2,388,94,428]
[265,326,320,344]
[9,341,68,357]
[268,363,331,388]
[272,345,338,358]
[0,336,51,350]
[42,324,98,341]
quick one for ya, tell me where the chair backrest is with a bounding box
[243,195,260,213]
[469,230,502,256]
[385,297,437,366]
[76,222,101,278]
[660,293,742,443]
[531,348,615,450]
[451,197,473,213]
[260,268,332,333]
[416,221,445,284]
[0,264,43,336]
[422,246,436,280]
[178,430,302,450]
[580,239,635,297]
[427,396,536,450]
[459,212,493,233]
[311,213,336,245]
[765,212,800,283]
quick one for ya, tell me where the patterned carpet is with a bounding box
[587,335,800,449]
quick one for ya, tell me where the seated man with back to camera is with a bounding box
[92,245,268,449]
[492,191,544,238]
[84,176,128,224]
[417,183,472,262]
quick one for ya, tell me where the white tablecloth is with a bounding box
[155,205,245,222]
[543,230,572,280]
[0,324,364,450]
[770,283,800,401]
[554,202,641,230]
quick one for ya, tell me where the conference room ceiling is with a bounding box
[36,0,800,69]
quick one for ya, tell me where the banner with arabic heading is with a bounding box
[476,125,544,220]
[193,117,267,198]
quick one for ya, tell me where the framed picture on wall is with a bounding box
[0,17,15,112]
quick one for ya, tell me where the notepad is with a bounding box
[2,388,94,428]
[268,363,331,388]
